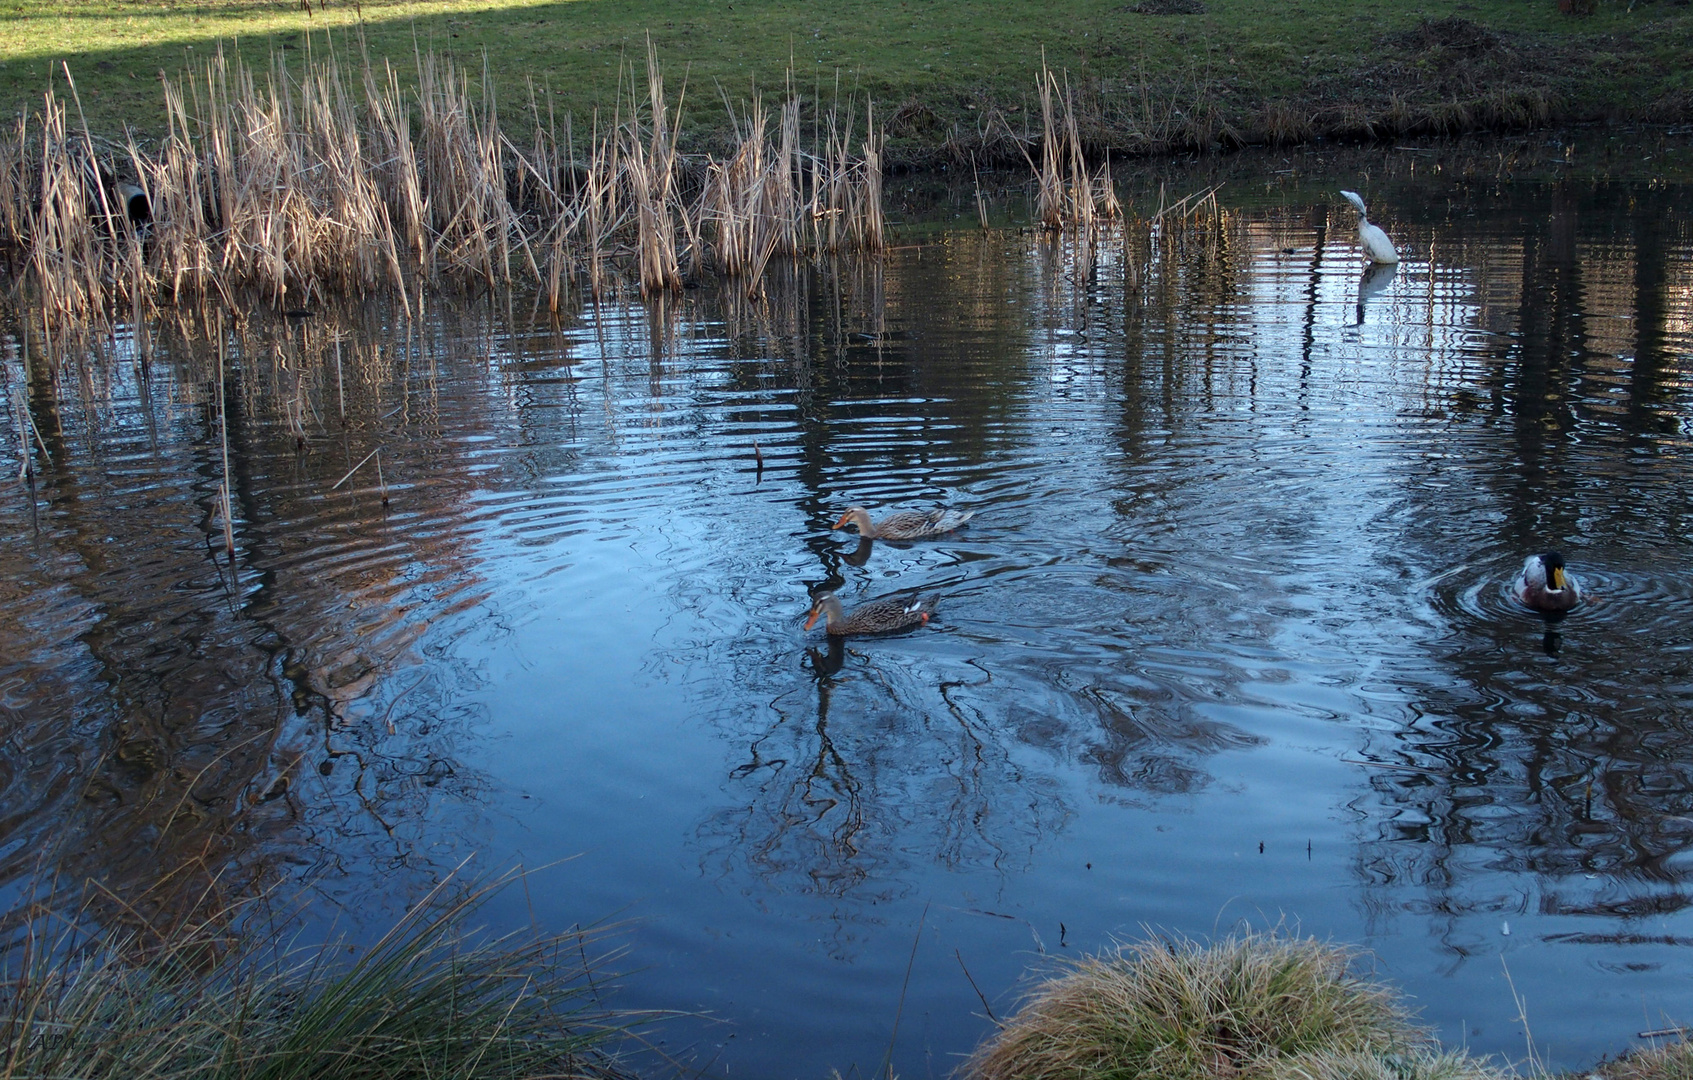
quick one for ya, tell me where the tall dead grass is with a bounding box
[1594,1040,1693,1080]
[0,44,887,335]
[1029,64,1121,231]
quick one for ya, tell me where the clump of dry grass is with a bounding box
[1272,1048,1511,1080]
[1593,1040,1693,1080]
[964,933,1426,1080]
[0,865,637,1080]
[1029,63,1118,231]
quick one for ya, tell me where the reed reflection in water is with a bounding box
[1,173,1692,1076]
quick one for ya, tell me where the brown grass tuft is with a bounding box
[1595,1039,1693,1080]
[964,933,1426,1080]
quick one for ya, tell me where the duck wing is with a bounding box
[873,509,974,539]
[836,595,934,635]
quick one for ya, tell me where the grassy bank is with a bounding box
[0,868,635,1079]
[1,0,1689,166]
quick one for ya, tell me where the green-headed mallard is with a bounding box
[1515,551,1582,613]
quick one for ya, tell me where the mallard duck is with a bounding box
[1515,551,1581,613]
[804,592,936,636]
[1340,190,1399,265]
[833,506,973,540]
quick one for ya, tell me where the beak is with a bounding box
[804,609,821,630]
[1550,567,1566,590]
[832,512,851,529]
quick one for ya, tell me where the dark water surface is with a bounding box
[4,158,1693,1076]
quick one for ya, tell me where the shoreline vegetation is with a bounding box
[9,893,1693,1080]
[2,43,889,327]
[1,0,1689,326]
[0,0,1689,171]
[0,866,638,1079]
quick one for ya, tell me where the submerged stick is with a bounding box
[216,312,235,557]
[877,902,928,1080]
[330,445,383,490]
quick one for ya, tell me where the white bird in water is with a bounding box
[1339,190,1400,265]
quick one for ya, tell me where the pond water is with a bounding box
[4,147,1693,1077]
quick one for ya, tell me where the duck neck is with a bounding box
[819,596,846,632]
[846,508,875,536]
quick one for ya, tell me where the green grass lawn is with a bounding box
[2,0,1689,157]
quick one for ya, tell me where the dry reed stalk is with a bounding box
[854,104,886,254]
[29,89,105,329]
[0,113,28,254]
[1033,69,1065,229]
[702,91,770,279]
[626,41,683,296]
[1028,63,1124,232]
[1094,154,1121,219]
[1062,75,1094,232]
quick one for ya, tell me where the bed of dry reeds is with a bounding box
[0,42,887,333]
[1027,64,1121,231]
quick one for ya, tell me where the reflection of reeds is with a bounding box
[3,46,889,328]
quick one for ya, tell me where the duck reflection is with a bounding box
[842,536,874,567]
[806,636,847,679]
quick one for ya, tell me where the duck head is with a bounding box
[833,507,873,534]
[804,592,842,631]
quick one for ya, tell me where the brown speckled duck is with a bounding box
[833,506,973,540]
[804,592,937,636]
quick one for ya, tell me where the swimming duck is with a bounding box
[1515,551,1581,613]
[1340,190,1400,265]
[804,592,936,636]
[833,506,973,540]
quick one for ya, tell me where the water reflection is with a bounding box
[1357,262,1398,324]
[2,168,1693,1074]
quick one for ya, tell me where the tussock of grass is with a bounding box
[0,868,635,1080]
[964,933,1426,1080]
[1272,1048,1511,1080]
[1595,1040,1693,1080]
